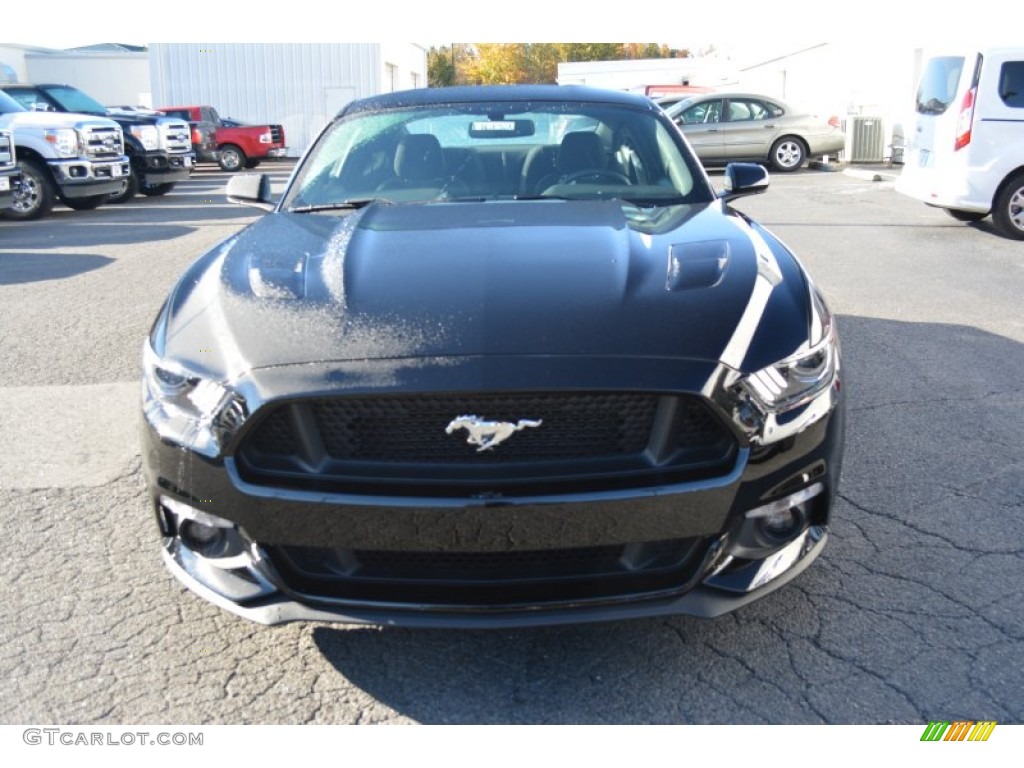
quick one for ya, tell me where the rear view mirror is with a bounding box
[469,119,535,139]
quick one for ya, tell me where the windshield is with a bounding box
[663,97,697,120]
[160,109,192,122]
[915,56,965,115]
[41,85,108,114]
[283,100,711,210]
[0,90,27,114]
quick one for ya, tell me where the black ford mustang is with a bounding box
[141,85,844,628]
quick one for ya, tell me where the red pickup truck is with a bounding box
[158,105,286,171]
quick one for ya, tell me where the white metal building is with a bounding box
[149,43,428,157]
[558,57,738,92]
[0,44,151,104]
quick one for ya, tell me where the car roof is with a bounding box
[666,91,792,116]
[681,91,789,103]
[4,83,71,89]
[340,85,658,118]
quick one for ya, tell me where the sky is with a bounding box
[5,0,1012,52]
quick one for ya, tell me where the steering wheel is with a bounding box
[561,169,632,185]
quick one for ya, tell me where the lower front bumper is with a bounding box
[0,171,14,207]
[49,158,130,196]
[161,526,828,628]
[139,151,194,181]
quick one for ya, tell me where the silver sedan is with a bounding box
[664,92,845,172]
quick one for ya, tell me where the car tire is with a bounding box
[991,172,1024,240]
[218,145,246,172]
[769,136,807,172]
[141,182,175,197]
[0,158,56,221]
[244,159,261,169]
[108,167,139,204]
[945,208,987,223]
[62,194,108,211]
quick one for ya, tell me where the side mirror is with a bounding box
[226,173,274,211]
[718,163,770,201]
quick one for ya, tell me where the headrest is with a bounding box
[394,134,445,181]
[557,132,605,174]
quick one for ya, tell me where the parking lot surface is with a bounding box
[0,163,1021,724]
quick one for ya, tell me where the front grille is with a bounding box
[0,131,12,169]
[267,537,705,606]
[159,120,193,153]
[82,126,123,159]
[269,125,283,143]
[237,391,736,496]
[312,392,658,463]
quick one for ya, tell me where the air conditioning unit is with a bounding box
[844,116,886,163]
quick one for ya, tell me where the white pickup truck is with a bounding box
[0,88,129,220]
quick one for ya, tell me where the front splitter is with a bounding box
[161,528,827,629]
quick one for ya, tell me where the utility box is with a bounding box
[844,116,886,162]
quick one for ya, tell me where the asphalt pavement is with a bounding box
[0,162,1021,725]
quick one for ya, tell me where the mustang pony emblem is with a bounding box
[445,415,542,452]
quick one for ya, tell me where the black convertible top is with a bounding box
[338,84,658,118]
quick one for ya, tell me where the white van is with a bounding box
[896,47,1024,239]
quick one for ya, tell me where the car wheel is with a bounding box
[141,182,175,197]
[108,167,139,204]
[244,159,261,169]
[945,208,987,223]
[0,158,56,221]
[218,145,246,172]
[62,194,108,211]
[992,172,1024,240]
[769,137,807,172]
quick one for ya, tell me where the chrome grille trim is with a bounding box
[158,120,193,153]
[0,130,13,169]
[81,125,124,159]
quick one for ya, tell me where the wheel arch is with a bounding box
[9,148,59,190]
[11,145,51,170]
[992,164,1024,207]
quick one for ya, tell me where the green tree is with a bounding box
[427,44,478,87]
[461,43,692,85]
[557,43,625,62]
[427,46,455,87]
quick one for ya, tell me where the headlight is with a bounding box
[142,341,247,456]
[130,125,160,151]
[739,287,838,414]
[258,131,272,144]
[44,128,80,158]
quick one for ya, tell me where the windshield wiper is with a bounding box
[917,98,949,115]
[512,193,575,201]
[289,198,389,213]
[621,195,692,207]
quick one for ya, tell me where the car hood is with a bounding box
[158,200,810,380]
[0,110,120,132]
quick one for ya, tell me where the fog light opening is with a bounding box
[179,519,230,557]
[726,482,825,558]
[757,505,803,539]
[159,495,246,560]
